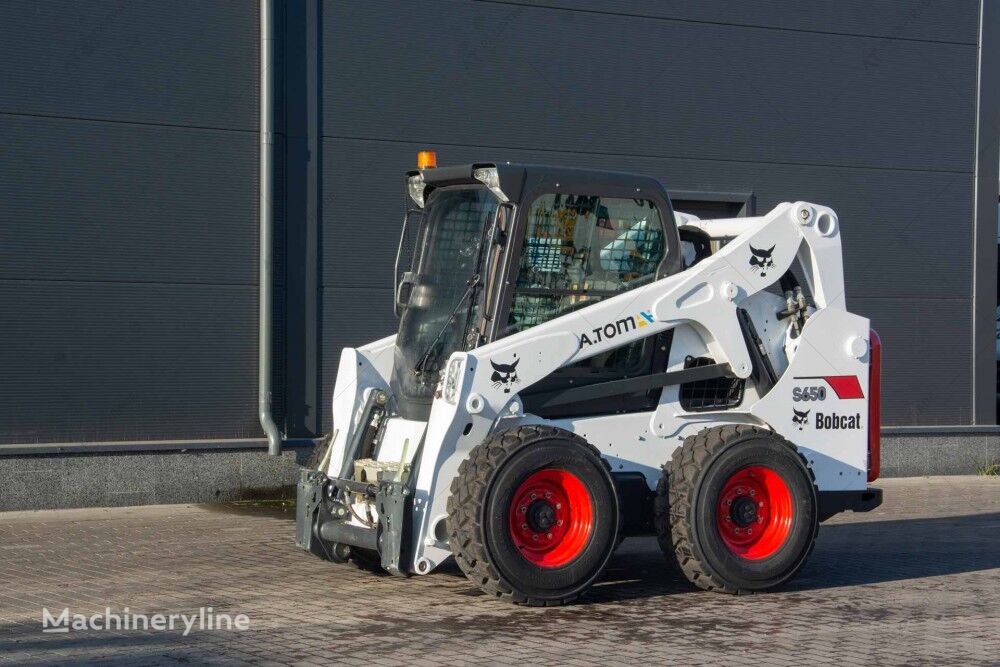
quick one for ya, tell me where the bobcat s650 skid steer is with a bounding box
[296,154,883,605]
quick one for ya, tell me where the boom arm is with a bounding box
[471,201,843,387]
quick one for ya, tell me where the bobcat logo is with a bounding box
[792,407,810,430]
[749,244,775,277]
[490,356,520,394]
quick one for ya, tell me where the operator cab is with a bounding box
[393,158,683,420]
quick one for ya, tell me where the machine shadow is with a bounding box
[221,501,999,601]
[577,511,1000,603]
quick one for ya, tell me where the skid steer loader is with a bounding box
[296,155,883,605]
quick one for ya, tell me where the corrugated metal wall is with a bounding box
[0,0,986,448]
[317,0,982,429]
[0,1,272,444]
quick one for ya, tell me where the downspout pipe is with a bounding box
[259,0,282,455]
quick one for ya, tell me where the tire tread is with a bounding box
[653,424,817,594]
[446,425,610,606]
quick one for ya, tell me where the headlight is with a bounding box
[408,173,425,208]
[473,167,508,202]
[473,167,500,189]
[443,357,464,404]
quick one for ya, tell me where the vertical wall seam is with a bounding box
[971,0,1000,424]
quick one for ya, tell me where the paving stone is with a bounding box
[0,476,998,665]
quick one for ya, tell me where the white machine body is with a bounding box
[323,201,874,575]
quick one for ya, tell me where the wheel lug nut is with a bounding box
[735,487,743,495]
[544,491,552,499]
[530,493,537,500]
[546,532,553,539]
[726,499,732,506]
[734,528,741,534]
[725,516,731,522]
[749,489,756,496]
[556,519,563,526]
[746,528,753,536]
[531,534,539,541]
[520,506,527,513]
[757,517,763,523]
[555,503,562,510]
[758,501,764,508]
[521,523,528,530]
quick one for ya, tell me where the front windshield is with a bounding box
[391,186,499,417]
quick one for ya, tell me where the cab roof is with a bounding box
[410,162,674,210]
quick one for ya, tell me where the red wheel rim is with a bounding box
[715,466,793,560]
[508,469,594,568]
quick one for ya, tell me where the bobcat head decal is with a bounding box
[749,244,776,277]
[490,356,520,394]
[792,407,810,430]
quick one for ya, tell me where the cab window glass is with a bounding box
[507,194,665,334]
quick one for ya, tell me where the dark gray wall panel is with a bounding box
[0,2,275,448]
[494,1,980,44]
[0,282,261,444]
[322,137,972,300]
[0,115,260,285]
[0,0,258,130]
[852,297,972,426]
[319,286,397,432]
[971,0,1000,424]
[322,0,976,172]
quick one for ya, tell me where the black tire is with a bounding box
[446,425,619,606]
[655,424,818,594]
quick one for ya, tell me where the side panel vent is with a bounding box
[679,356,745,411]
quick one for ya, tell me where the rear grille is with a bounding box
[679,356,745,411]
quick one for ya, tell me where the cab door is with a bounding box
[492,184,680,417]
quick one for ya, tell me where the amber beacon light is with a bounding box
[416,151,437,169]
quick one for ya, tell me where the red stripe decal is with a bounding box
[824,375,864,399]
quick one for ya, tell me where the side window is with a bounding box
[506,193,665,334]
